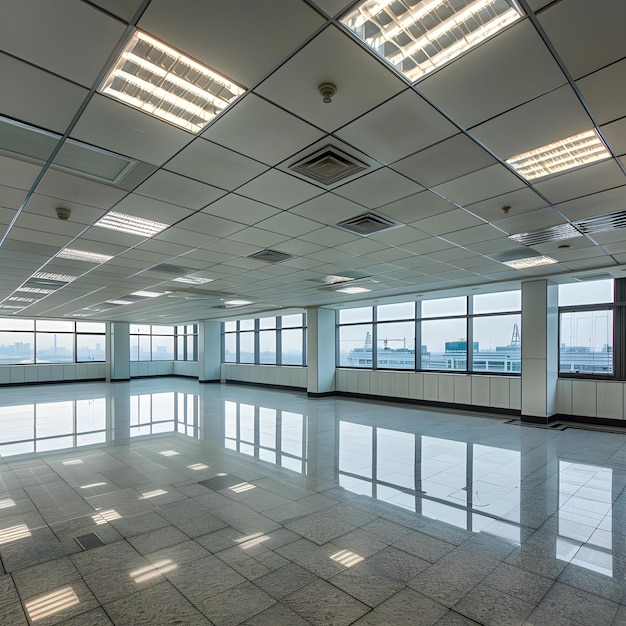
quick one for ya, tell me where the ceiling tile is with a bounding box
[333,168,423,208]
[577,60,626,126]
[138,0,324,86]
[602,118,626,157]
[176,213,245,239]
[419,21,566,129]
[255,25,406,133]
[253,213,322,238]
[0,0,125,87]
[134,170,225,210]
[166,139,268,190]
[391,134,497,187]
[533,160,626,204]
[153,227,217,249]
[228,227,289,248]
[464,188,548,223]
[377,191,455,225]
[336,89,456,163]
[440,224,505,246]
[557,185,626,222]
[202,94,325,166]
[71,95,191,165]
[289,193,368,226]
[299,226,359,247]
[0,155,43,191]
[88,0,144,21]
[411,209,485,236]
[202,195,281,226]
[0,54,88,134]
[470,86,593,160]
[492,207,567,235]
[237,170,323,210]
[433,165,524,207]
[539,0,626,78]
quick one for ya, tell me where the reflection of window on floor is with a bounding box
[130,392,199,438]
[224,401,307,474]
[558,461,612,576]
[0,398,107,456]
[339,423,521,543]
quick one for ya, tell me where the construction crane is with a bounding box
[378,337,407,350]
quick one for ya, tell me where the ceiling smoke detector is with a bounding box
[318,82,337,104]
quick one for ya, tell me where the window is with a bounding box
[222,314,306,366]
[0,319,105,364]
[337,291,521,374]
[559,280,614,376]
[130,324,198,361]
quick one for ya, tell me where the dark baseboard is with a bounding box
[199,379,221,384]
[130,374,197,380]
[307,391,335,398]
[224,379,306,392]
[0,378,107,387]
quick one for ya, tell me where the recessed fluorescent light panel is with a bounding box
[336,286,372,294]
[16,287,55,294]
[503,255,557,269]
[131,291,163,298]
[341,0,523,81]
[94,211,168,237]
[56,249,113,264]
[106,299,134,305]
[32,272,77,283]
[224,299,253,306]
[172,276,214,285]
[506,130,611,180]
[100,30,245,133]
[321,275,357,285]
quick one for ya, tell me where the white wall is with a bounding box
[0,363,106,385]
[130,361,175,377]
[557,379,626,421]
[335,369,521,412]
[221,364,307,389]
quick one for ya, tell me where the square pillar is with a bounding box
[307,307,336,395]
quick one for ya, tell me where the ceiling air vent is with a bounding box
[574,210,626,234]
[509,223,582,246]
[336,211,402,236]
[247,249,292,263]
[289,144,368,185]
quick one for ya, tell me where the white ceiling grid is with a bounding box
[0,0,624,323]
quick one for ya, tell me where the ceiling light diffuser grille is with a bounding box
[94,211,168,237]
[247,249,292,263]
[509,223,582,246]
[100,30,245,133]
[336,212,401,236]
[289,145,368,185]
[575,210,626,235]
[341,0,523,81]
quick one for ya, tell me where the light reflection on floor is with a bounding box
[0,377,626,624]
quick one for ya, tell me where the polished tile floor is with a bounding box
[1,377,626,625]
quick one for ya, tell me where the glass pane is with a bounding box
[422,436,466,504]
[473,290,521,314]
[282,314,303,328]
[376,321,415,369]
[472,314,521,373]
[339,324,372,367]
[224,321,236,332]
[259,317,276,329]
[377,428,415,489]
[339,307,373,324]
[0,318,34,331]
[239,332,255,363]
[151,325,174,335]
[152,335,174,360]
[224,333,236,362]
[421,296,466,318]
[176,336,184,360]
[76,335,106,362]
[76,322,105,333]
[259,330,276,364]
[559,280,613,306]
[281,329,303,365]
[0,332,34,364]
[130,324,150,334]
[259,407,276,448]
[138,335,151,360]
[339,422,372,477]
[186,335,195,361]
[36,332,74,362]
[377,301,415,321]
[560,310,613,374]
[422,318,467,370]
[36,320,74,332]
[239,319,255,331]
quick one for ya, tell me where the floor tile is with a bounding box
[253,562,318,599]
[373,588,448,626]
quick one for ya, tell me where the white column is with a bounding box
[521,279,558,420]
[110,322,130,381]
[307,307,336,395]
[198,321,221,382]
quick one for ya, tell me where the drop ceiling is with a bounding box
[0,0,625,323]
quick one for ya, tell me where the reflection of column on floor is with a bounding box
[306,401,338,490]
[199,385,224,448]
[519,427,557,531]
[111,381,131,443]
